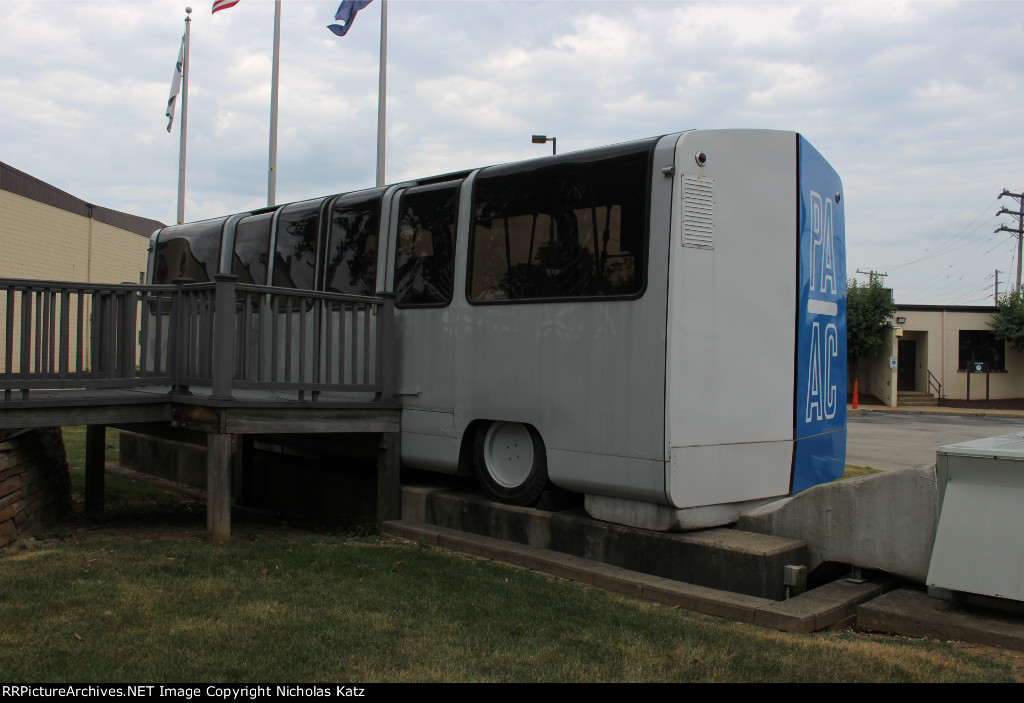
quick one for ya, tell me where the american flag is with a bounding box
[212,0,240,14]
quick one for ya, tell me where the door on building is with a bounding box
[897,339,917,391]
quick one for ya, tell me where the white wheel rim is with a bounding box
[483,422,534,488]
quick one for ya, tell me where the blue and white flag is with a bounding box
[328,0,372,37]
[166,36,185,133]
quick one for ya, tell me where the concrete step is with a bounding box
[396,484,809,601]
[898,391,938,407]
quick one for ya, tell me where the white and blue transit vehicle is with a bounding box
[148,129,847,530]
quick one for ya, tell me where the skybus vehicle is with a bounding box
[148,129,846,531]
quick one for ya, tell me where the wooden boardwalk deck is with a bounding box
[1,277,403,541]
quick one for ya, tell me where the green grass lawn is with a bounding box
[841,465,883,480]
[0,429,1012,682]
[1,535,1015,683]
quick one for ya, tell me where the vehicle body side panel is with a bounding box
[665,130,798,508]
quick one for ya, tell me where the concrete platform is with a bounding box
[386,484,1024,648]
[400,484,809,600]
[859,588,1024,651]
[382,519,891,633]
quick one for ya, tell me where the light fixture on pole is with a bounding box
[532,134,556,155]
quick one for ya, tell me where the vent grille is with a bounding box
[681,175,714,249]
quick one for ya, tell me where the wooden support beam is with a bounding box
[172,405,400,435]
[0,402,171,431]
[377,432,401,522]
[206,432,232,542]
[84,424,105,514]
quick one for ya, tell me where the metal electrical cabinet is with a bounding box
[928,432,1024,603]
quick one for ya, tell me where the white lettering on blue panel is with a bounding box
[809,190,837,296]
[804,322,840,423]
[821,197,836,295]
[805,188,839,426]
[809,191,822,292]
[805,322,822,422]
[824,322,838,420]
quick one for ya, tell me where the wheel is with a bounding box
[473,421,549,506]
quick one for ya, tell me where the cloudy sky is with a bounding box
[2,0,1022,304]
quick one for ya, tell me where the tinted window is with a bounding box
[273,199,324,290]
[325,191,382,296]
[232,212,273,285]
[469,142,652,302]
[152,218,227,284]
[394,183,459,307]
[959,330,1005,371]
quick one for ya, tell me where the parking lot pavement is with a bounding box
[847,409,1024,470]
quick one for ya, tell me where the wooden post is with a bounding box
[377,432,400,522]
[211,274,238,400]
[85,424,105,513]
[170,278,194,395]
[207,432,232,541]
[375,292,396,401]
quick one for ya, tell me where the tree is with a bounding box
[988,288,1024,353]
[846,277,896,373]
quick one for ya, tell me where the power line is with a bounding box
[899,235,1015,301]
[899,224,1019,302]
[887,198,999,271]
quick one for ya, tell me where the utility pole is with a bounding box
[995,269,1007,304]
[856,269,888,285]
[996,189,1024,290]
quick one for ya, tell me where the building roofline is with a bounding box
[896,303,997,313]
[1,161,165,238]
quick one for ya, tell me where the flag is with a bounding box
[212,0,240,14]
[328,0,372,37]
[166,36,184,133]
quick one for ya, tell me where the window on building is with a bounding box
[958,330,1005,371]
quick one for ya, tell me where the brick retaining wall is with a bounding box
[0,428,72,550]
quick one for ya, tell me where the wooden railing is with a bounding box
[0,276,395,402]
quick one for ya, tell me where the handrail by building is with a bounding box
[928,369,943,400]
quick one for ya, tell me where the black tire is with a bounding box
[472,421,549,506]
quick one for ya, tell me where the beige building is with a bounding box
[856,303,1024,406]
[1,161,163,284]
[1,161,165,372]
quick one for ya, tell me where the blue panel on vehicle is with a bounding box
[794,136,847,492]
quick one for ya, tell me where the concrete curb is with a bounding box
[849,405,1024,420]
[382,519,892,634]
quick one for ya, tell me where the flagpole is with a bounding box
[268,0,282,206]
[177,7,192,225]
[375,0,387,187]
